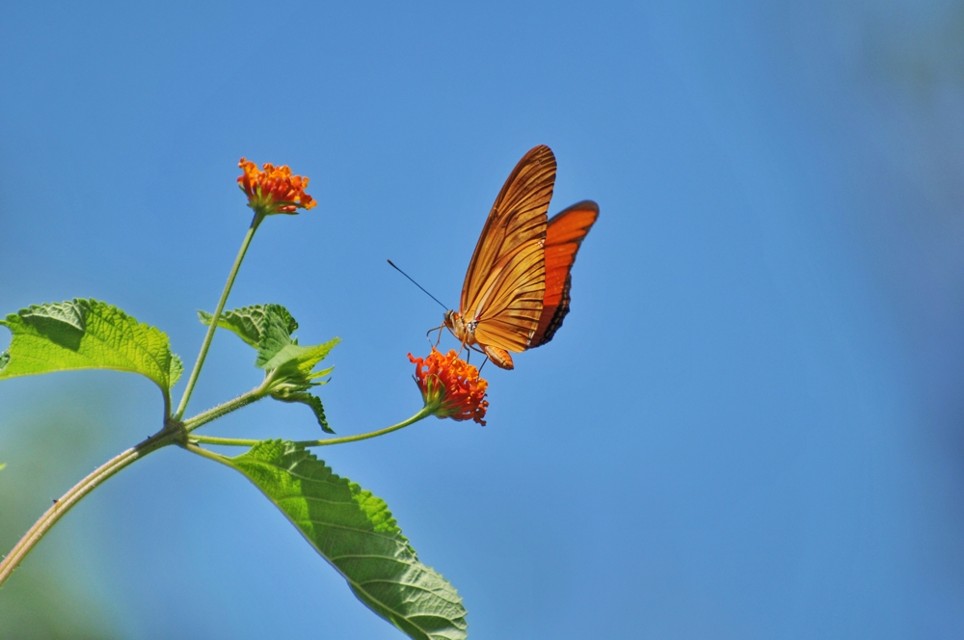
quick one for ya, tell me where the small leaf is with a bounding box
[270,390,333,433]
[0,299,182,393]
[226,441,467,640]
[266,340,338,433]
[264,340,338,378]
[200,304,338,432]
[198,304,298,366]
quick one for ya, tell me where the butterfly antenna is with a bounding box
[387,259,448,310]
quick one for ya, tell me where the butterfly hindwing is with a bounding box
[532,201,599,346]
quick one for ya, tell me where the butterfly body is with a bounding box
[444,145,598,369]
[444,309,519,369]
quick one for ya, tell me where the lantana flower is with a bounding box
[238,158,316,216]
[409,348,489,426]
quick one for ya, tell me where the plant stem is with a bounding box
[181,379,271,434]
[0,424,183,587]
[183,442,230,465]
[173,212,263,421]
[190,405,435,448]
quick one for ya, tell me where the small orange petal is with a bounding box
[237,157,316,216]
[409,348,489,426]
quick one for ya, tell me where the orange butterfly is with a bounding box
[444,144,598,369]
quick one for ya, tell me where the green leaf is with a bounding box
[266,339,338,433]
[0,299,183,393]
[200,304,339,432]
[265,340,338,379]
[227,441,467,640]
[270,389,333,434]
[198,304,298,366]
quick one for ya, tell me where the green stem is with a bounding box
[190,405,435,448]
[184,442,230,465]
[181,378,272,434]
[173,212,264,421]
[0,424,183,587]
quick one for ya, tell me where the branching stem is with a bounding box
[173,212,263,421]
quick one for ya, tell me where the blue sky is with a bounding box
[2,2,964,638]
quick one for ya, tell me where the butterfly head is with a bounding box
[443,310,468,343]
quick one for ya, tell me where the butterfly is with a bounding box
[443,144,598,369]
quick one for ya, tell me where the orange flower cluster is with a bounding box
[409,348,489,426]
[238,158,316,216]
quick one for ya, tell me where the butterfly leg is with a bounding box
[425,324,445,347]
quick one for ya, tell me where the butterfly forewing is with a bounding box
[460,145,557,330]
[469,237,546,351]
